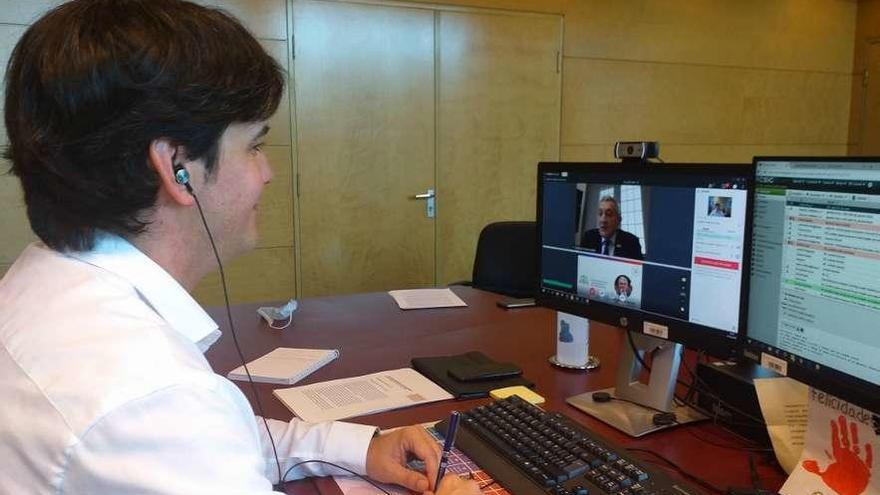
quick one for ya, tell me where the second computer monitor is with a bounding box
[744,157,880,414]
[537,162,755,357]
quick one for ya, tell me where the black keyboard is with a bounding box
[436,396,700,495]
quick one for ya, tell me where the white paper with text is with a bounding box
[753,377,809,473]
[273,368,453,422]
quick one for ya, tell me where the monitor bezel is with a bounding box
[742,155,880,414]
[535,161,756,359]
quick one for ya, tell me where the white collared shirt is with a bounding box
[0,237,376,494]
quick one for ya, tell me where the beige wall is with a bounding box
[0,0,859,303]
[408,0,856,162]
[849,0,880,153]
[1,11,37,283]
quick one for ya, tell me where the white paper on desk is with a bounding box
[781,388,880,495]
[388,288,467,310]
[273,368,453,422]
[335,477,407,495]
[753,377,809,474]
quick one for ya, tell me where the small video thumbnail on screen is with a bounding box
[707,195,732,218]
[577,256,643,308]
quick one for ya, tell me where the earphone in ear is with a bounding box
[173,164,189,185]
[172,163,193,193]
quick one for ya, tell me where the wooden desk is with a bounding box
[205,287,786,494]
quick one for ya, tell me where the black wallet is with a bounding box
[447,361,522,382]
[411,351,532,398]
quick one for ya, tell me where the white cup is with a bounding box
[555,312,590,367]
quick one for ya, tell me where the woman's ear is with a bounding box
[149,138,195,206]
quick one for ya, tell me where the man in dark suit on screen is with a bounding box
[580,196,644,260]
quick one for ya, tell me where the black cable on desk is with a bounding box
[281,460,393,495]
[624,330,768,429]
[749,454,762,490]
[682,428,772,452]
[627,447,727,495]
[677,352,767,426]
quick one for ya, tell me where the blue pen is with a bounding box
[435,411,461,490]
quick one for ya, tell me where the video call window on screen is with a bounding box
[540,169,749,335]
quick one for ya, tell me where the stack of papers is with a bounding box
[227,348,339,385]
[273,368,453,422]
[388,288,467,310]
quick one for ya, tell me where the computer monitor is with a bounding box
[743,157,880,414]
[536,162,755,436]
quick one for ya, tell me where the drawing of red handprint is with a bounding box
[803,415,873,495]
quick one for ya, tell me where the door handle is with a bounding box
[413,189,435,218]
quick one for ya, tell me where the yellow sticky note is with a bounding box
[489,386,545,405]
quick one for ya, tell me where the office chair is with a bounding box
[454,221,537,298]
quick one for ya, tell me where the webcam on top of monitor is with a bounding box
[614,141,660,164]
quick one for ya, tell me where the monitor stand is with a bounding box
[566,332,707,437]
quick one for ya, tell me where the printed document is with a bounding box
[273,368,453,422]
[753,377,809,473]
[388,288,467,310]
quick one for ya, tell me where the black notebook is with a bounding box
[411,351,533,399]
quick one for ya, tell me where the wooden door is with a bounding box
[435,10,562,284]
[293,0,436,297]
[862,41,880,155]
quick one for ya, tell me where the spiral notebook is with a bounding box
[227,347,339,385]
